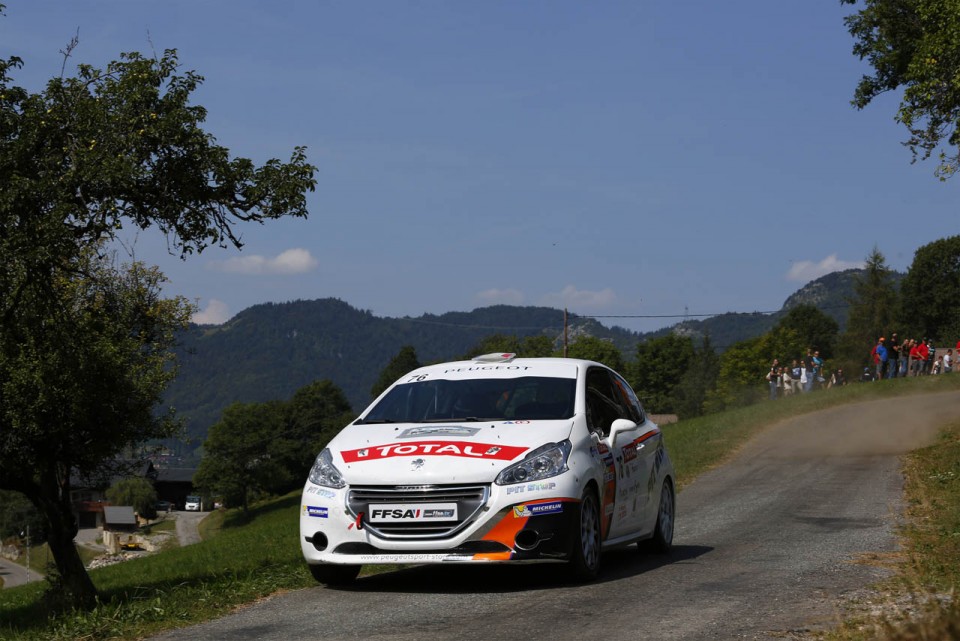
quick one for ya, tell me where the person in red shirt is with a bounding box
[913,340,929,376]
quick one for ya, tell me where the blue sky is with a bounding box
[3,2,956,333]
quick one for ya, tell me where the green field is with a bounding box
[2,375,960,640]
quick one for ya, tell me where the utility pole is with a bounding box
[563,308,568,357]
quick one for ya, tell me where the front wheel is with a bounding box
[568,487,601,581]
[308,563,361,586]
[640,479,674,554]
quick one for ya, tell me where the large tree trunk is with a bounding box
[36,470,99,610]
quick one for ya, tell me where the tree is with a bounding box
[899,235,960,341]
[839,248,899,363]
[194,379,353,510]
[674,336,720,419]
[631,334,695,414]
[193,402,288,512]
[282,380,354,481]
[371,346,422,399]
[462,333,556,360]
[564,335,626,372]
[0,27,316,609]
[774,304,839,358]
[105,478,158,521]
[843,0,960,178]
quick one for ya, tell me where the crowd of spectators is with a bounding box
[765,348,842,399]
[765,335,958,400]
[868,334,954,380]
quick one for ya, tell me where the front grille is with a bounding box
[347,484,489,540]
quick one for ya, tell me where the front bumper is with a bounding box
[300,477,582,565]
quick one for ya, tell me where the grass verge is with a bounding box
[825,417,960,640]
[1,374,959,640]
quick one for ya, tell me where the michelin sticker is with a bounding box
[513,501,564,518]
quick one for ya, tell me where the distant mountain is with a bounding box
[165,300,638,447]
[165,269,885,450]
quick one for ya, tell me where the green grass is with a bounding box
[824,416,960,640]
[2,374,960,640]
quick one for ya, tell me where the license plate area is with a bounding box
[368,503,459,523]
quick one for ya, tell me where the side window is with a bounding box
[585,367,631,436]
[612,373,645,424]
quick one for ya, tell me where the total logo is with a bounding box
[340,440,527,463]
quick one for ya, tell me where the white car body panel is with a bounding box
[300,356,674,574]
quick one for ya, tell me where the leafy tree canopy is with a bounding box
[565,335,626,372]
[843,0,960,178]
[105,478,158,521]
[371,345,422,399]
[631,334,695,414]
[0,17,316,609]
[839,247,899,363]
[900,235,960,341]
[774,304,839,358]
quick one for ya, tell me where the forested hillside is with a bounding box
[165,270,878,452]
[165,300,636,447]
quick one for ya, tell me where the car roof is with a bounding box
[403,354,604,381]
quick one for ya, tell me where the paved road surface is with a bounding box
[146,390,960,641]
[0,557,43,589]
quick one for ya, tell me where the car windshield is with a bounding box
[359,376,576,423]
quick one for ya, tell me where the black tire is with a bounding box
[308,563,361,586]
[640,479,674,554]
[569,487,601,581]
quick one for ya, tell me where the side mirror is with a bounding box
[607,418,638,443]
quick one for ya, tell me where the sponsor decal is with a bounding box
[622,443,638,463]
[512,501,564,518]
[502,420,530,425]
[303,505,329,518]
[505,481,557,495]
[442,365,534,373]
[399,426,481,438]
[341,441,527,463]
[411,458,425,470]
[369,502,458,522]
[357,553,461,563]
[305,487,337,498]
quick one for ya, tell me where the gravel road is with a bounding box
[147,390,960,641]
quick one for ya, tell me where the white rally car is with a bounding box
[300,353,675,585]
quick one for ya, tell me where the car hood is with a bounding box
[327,420,576,485]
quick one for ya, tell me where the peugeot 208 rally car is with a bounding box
[300,353,675,585]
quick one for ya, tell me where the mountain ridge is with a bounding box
[165,269,878,451]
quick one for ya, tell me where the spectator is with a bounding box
[803,349,815,393]
[766,364,779,400]
[945,349,953,373]
[830,368,847,387]
[916,339,930,375]
[860,367,876,382]
[790,360,803,394]
[911,340,926,376]
[874,337,888,380]
[781,366,794,396]
[812,350,825,388]
[932,355,944,375]
[888,332,900,378]
[899,339,913,377]
[925,339,936,375]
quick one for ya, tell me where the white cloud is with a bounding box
[475,288,525,305]
[208,248,318,275]
[786,254,864,282]
[192,299,231,325]
[540,285,617,310]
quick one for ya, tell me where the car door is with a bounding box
[609,371,662,535]
[585,367,648,540]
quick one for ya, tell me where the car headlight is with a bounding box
[495,440,571,486]
[308,449,346,489]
